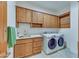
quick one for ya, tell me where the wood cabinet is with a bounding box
[14,39,33,58]
[31,11,44,28]
[43,14,59,28]
[50,16,59,28]
[16,6,60,28]
[16,6,32,23]
[60,16,70,28]
[59,13,70,28]
[0,1,7,57]
[14,37,43,58]
[43,14,50,28]
[33,37,43,54]
[32,11,44,24]
[14,43,32,58]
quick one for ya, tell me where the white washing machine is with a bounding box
[43,33,66,55]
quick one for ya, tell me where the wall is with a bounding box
[7,1,16,27]
[7,1,16,58]
[17,23,59,37]
[70,2,78,57]
[59,2,79,57]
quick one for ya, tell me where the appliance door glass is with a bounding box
[48,38,57,49]
[58,37,64,47]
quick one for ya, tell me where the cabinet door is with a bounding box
[32,11,38,23]
[0,1,7,57]
[32,11,44,24]
[50,16,59,28]
[25,9,32,23]
[14,43,32,58]
[16,6,26,23]
[43,14,51,28]
[14,44,27,58]
[25,43,32,56]
[60,16,70,28]
[43,14,59,28]
[37,12,44,24]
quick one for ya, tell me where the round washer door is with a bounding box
[48,38,57,49]
[58,37,64,47]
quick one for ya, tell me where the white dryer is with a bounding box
[43,33,66,55]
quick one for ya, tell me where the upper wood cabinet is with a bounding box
[60,16,70,28]
[16,6,32,23]
[43,14,51,28]
[59,12,70,28]
[25,9,32,23]
[50,15,59,28]
[32,11,44,24]
[16,6,60,28]
[43,14,59,28]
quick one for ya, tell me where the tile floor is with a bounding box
[30,48,77,58]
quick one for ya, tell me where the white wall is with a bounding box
[59,2,79,57]
[7,1,16,58]
[70,2,78,57]
[7,1,16,27]
[17,23,59,37]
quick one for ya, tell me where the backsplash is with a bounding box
[16,23,59,37]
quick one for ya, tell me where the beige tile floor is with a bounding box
[29,48,77,58]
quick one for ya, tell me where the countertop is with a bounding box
[16,35,42,40]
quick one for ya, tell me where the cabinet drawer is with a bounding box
[16,39,32,44]
[33,41,42,47]
[33,46,42,54]
[33,37,42,42]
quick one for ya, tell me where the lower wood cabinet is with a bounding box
[33,37,43,54]
[33,46,42,54]
[14,43,32,58]
[14,37,43,58]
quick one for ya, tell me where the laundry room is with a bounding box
[1,1,78,58]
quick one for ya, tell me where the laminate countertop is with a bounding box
[16,35,42,40]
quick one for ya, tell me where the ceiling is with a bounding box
[16,1,70,15]
[24,1,70,12]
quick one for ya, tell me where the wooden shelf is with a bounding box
[31,23,43,28]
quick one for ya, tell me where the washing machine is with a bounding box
[43,33,66,55]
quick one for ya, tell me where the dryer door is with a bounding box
[58,37,64,47]
[48,38,57,49]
